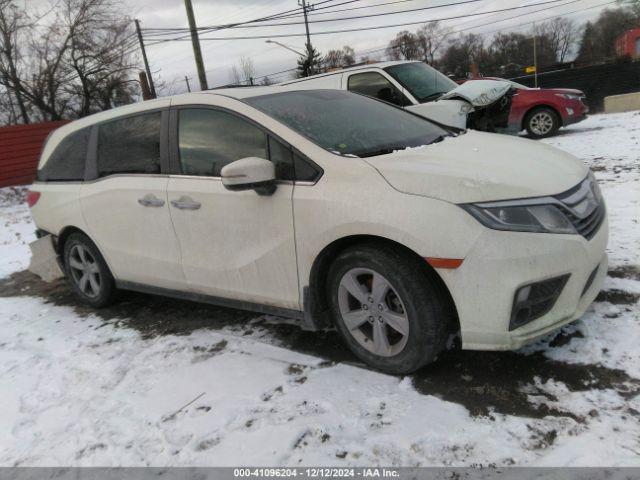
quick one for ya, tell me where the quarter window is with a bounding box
[268,137,295,181]
[97,112,162,177]
[294,153,320,183]
[347,72,411,107]
[178,109,267,177]
[38,128,90,181]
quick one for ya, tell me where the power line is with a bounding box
[210,0,613,88]
[143,0,579,42]
[146,0,488,32]
[357,0,612,57]
[141,0,363,34]
[263,0,426,20]
[141,0,344,36]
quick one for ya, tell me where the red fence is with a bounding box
[0,120,69,188]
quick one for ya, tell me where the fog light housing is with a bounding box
[510,274,570,331]
[566,107,574,116]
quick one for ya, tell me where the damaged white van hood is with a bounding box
[406,99,470,129]
[406,79,512,129]
[364,131,588,204]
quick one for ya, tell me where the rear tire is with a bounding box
[327,243,453,374]
[525,107,560,138]
[62,232,117,308]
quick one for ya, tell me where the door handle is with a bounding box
[138,194,165,207]
[171,196,201,210]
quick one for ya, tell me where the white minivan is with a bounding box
[29,87,608,374]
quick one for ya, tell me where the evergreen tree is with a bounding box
[576,22,600,64]
[297,44,323,78]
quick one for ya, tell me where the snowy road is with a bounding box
[0,112,638,466]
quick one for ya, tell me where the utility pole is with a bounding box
[184,0,208,91]
[298,0,313,51]
[533,22,539,88]
[184,76,191,92]
[298,0,316,75]
[138,71,153,100]
[134,19,157,98]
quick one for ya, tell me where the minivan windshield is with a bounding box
[245,90,450,158]
[385,62,458,103]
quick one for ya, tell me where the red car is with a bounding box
[484,77,589,138]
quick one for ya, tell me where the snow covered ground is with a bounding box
[0,112,638,467]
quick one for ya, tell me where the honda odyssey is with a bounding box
[29,88,608,374]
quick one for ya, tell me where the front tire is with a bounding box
[327,243,453,374]
[525,107,560,138]
[62,232,117,308]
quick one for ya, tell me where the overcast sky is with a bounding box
[29,0,617,92]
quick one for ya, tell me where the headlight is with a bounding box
[462,199,576,234]
[555,93,580,100]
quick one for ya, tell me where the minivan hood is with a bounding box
[364,131,588,203]
[439,79,512,107]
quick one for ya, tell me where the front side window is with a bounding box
[246,90,449,158]
[347,72,411,107]
[385,62,458,103]
[97,112,161,177]
[38,128,90,181]
[178,109,267,177]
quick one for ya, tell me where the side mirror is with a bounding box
[378,87,395,103]
[221,157,276,196]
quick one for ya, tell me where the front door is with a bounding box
[80,108,186,290]
[167,107,299,310]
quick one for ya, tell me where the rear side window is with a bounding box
[97,112,161,177]
[347,72,411,107]
[38,128,89,181]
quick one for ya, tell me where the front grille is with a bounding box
[555,176,605,240]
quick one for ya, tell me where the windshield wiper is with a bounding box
[356,135,450,158]
[357,146,408,158]
[420,91,448,102]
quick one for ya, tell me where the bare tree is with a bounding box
[416,21,450,64]
[229,56,256,85]
[229,65,241,85]
[536,18,579,63]
[0,0,31,123]
[0,0,138,125]
[386,31,421,60]
[324,45,356,69]
[439,33,487,78]
[63,0,139,116]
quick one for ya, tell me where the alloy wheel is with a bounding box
[68,244,101,298]
[529,111,554,136]
[337,267,409,357]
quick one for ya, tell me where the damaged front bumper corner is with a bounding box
[28,234,64,282]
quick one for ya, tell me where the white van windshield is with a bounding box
[385,62,458,103]
[245,90,450,158]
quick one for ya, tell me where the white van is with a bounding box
[279,60,513,131]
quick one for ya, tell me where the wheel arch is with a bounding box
[56,225,87,255]
[304,234,460,334]
[55,225,116,279]
[522,104,563,130]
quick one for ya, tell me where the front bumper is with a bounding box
[438,211,608,350]
[562,100,589,126]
